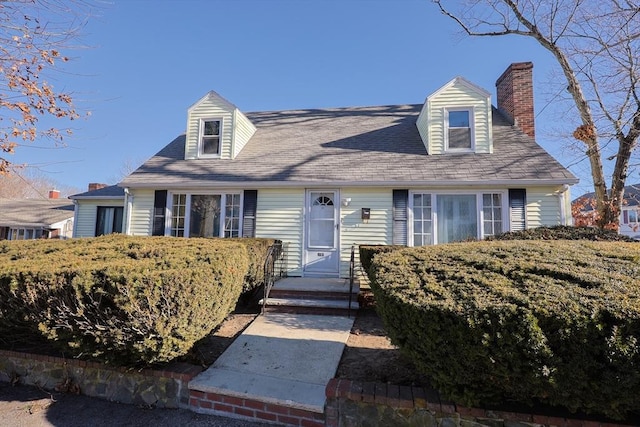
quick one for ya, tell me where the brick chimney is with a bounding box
[495,62,535,138]
[88,183,108,192]
[48,190,60,199]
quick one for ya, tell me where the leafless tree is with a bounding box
[0,167,80,198]
[108,157,145,183]
[434,0,640,228]
[0,0,95,174]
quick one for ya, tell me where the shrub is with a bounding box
[359,245,405,279]
[226,238,277,293]
[487,225,636,242]
[369,240,640,419]
[0,235,249,366]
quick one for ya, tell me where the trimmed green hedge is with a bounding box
[368,240,640,419]
[359,245,405,279]
[487,225,637,242]
[226,238,277,293]
[0,235,249,366]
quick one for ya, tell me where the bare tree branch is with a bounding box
[434,0,640,228]
[0,0,96,174]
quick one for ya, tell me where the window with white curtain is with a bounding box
[169,193,241,238]
[410,192,506,245]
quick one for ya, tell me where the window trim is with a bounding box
[197,118,223,158]
[408,190,508,246]
[95,206,124,236]
[166,191,243,238]
[8,227,42,240]
[444,107,475,153]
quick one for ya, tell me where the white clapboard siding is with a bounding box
[339,188,392,278]
[255,188,305,277]
[128,189,154,235]
[233,109,257,158]
[526,187,562,228]
[185,92,235,160]
[417,78,492,155]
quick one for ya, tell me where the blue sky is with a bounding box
[11,0,597,196]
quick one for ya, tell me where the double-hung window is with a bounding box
[410,192,504,245]
[96,206,124,236]
[446,108,474,151]
[169,192,241,238]
[199,119,222,157]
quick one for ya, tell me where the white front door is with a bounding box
[304,190,340,277]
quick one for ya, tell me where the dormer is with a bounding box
[184,91,256,160]
[416,77,493,155]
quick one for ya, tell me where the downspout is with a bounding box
[124,188,133,235]
[71,199,79,238]
[556,184,570,225]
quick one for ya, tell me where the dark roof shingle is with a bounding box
[122,104,576,188]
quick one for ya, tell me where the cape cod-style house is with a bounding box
[72,62,577,277]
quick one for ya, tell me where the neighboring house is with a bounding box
[69,183,126,237]
[99,62,576,278]
[572,184,640,239]
[0,190,74,240]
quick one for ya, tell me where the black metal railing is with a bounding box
[262,240,284,315]
[348,245,356,318]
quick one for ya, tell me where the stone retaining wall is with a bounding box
[0,349,202,409]
[324,379,633,427]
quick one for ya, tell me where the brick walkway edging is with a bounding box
[324,378,633,427]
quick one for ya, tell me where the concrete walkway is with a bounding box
[189,313,354,413]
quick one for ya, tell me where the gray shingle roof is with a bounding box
[121,104,577,188]
[70,185,125,200]
[0,199,74,228]
[574,183,640,207]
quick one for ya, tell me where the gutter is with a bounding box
[119,178,579,190]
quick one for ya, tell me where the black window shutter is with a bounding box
[509,189,527,231]
[152,190,168,236]
[242,190,258,238]
[392,189,409,245]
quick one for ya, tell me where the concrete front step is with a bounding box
[260,297,359,316]
[261,277,360,315]
[269,289,359,300]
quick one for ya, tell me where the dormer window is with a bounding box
[445,108,474,152]
[199,119,222,157]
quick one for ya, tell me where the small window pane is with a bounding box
[449,110,469,127]
[223,193,241,238]
[449,128,471,149]
[171,194,187,237]
[202,137,220,155]
[412,193,433,246]
[482,193,503,238]
[204,120,220,136]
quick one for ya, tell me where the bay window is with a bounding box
[169,192,241,238]
[410,192,505,245]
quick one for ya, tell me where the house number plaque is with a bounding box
[317,252,325,256]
